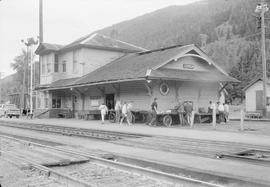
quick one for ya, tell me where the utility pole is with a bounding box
[0,72,4,103]
[255,0,269,117]
[20,45,28,111]
[39,0,43,86]
[39,0,43,43]
[21,38,38,117]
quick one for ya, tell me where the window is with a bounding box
[54,54,59,72]
[62,61,66,72]
[52,97,61,108]
[73,50,78,72]
[90,96,101,107]
[41,57,45,74]
[160,82,170,95]
[47,56,51,73]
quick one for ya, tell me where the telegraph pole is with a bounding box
[21,38,38,117]
[255,0,268,117]
[39,0,43,43]
[0,72,4,103]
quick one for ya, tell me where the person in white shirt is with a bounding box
[99,103,108,124]
[120,102,131,125]
[114,100,122,123]
[224,102,229,123]
[217,102,225,124]
[127,102,133,125]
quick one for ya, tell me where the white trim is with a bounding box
[152,44,195,70]
[114,38,148,51]
[146,69,152,76]
[153,44,228,76]
[176,54,212,65]
[190,47,228,76]
[80,33,98,44]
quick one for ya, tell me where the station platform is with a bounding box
[0,118,270,147]
[0,118,270,186]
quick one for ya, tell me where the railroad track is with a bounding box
[114,135,270,160]
[0,120,150,140]
[0,135,223,187]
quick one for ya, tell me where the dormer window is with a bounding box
[54,54,59,72]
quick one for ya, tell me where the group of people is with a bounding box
[208,101,229,124]
[148,98,194,126]
[98,100,133,125]
[175,99,194,126]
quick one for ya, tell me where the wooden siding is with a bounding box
[163,56,212,72]
[120,82,151,111]
[245,80,270,112]
[40,80,220,117]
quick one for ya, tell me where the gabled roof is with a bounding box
[39,44,239,90]
[243,77,270,91]
[72,44,238,86]
[74,45,194,86]
[60,33,146,53]
[35,33,146,55]
[35,43,63,55]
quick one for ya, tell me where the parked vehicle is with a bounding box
[0,104,5,117]
[0,104,20,118]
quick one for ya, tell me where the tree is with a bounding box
[10,49,30,87]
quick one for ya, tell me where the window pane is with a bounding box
[55,54,58,62]
[54,62,59,72]
[62,61,66,72]
[56,98,61,108]
[52,99,56,108]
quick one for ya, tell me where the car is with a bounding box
[0,104,20,118]
[0,104,5,117]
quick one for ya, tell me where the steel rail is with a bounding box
[0,150,96,187]
[0,134,222,187]
[0,121,150,140]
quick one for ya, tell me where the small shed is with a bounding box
[243,78,270,117]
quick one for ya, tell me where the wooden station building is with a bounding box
[35,33,238,120]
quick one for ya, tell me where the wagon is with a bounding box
[109,109,179,127]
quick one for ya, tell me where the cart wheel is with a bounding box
[109,112,116,123]
[163,115,172,127]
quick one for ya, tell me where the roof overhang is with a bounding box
[36,78,146,91]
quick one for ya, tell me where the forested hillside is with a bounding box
[97,0,270,99]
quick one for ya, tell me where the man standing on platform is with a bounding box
[184,101,193,126]
[149,98,158,126]
[175,99,186,125]
[115,99,122,123]
[99,103,108,124]
[217,102,225,124]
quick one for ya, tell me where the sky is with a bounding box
[0,0,200,78]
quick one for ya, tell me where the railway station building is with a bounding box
[35,33,238,120]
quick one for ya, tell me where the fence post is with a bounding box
[190,111,195,128]
[240,108,244,131]
[212,105,216,129]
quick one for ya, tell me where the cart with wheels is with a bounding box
[156,110,179,127]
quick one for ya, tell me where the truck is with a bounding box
[0,104,20,118]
